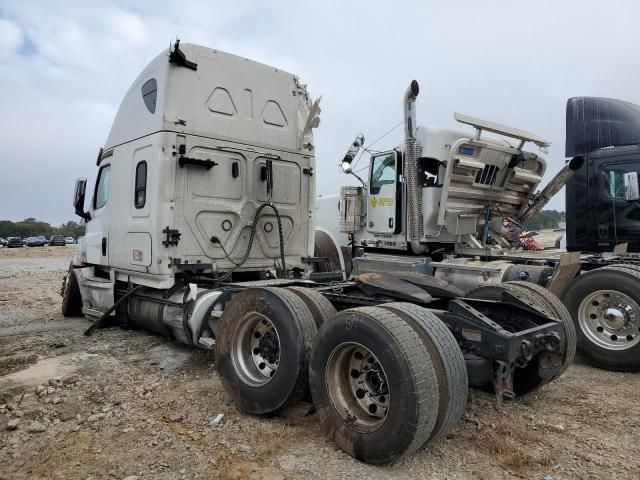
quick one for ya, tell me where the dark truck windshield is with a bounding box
[602,161,640,199]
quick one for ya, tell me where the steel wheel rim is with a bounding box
[325,342,390,433]
[577,289,640,350]
[230,312,280,386]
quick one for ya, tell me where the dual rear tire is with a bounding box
[310,306,441,464]
[215,286,335,414]
[215,288,317,414]
[215,287,467,464]
[378,303,468,443]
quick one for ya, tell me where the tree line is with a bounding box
[0,218,85,239]
[525,210,566,230]
[0,210,564,240]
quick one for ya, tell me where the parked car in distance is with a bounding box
[0,238,7,247]
[49,235,66,246]
[64,236,75,245]
[37,235,48,245]
[25,236,46,247]
[7,237,24,248]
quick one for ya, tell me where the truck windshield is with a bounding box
[603,162,640,199]
[94,165,111,209]
[370,152,396,195]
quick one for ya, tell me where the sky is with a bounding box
[1,0,639,225]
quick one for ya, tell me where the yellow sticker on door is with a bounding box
[370,197,393,208]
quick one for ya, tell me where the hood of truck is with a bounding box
[421,121,547,235]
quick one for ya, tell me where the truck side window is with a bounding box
[141,78,157,114]
[420,157,443,187]
[370,152,396,195]
[602,162,640,199]
[134,161,147,208]
[94,165,111,210]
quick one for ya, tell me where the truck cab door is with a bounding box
[597,158,640,250]
[367,151,400,234]
[84,162,111,265]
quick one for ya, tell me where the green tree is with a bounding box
[0,219,85,239]
[526,210,565,230]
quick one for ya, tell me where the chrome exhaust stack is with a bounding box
[404,80,419,141]
[518,155,584,222]
[404,80,423,242]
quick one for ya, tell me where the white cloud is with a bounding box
[0,18,23,59]
[108,9,147,46]
[0,0,639,223]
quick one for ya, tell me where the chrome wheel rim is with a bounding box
[230,312,280,386]
[325,342,390,433]
[578,290,640,350]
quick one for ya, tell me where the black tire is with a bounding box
[309,306,439,464]
[61,266,82,317]
[379,302,467,442]
[599,264,640,275]
[285,286,337,328]
[466,284,565,395]
[504,281,577,375]
[215,287,317,414]
[562,268,640,372]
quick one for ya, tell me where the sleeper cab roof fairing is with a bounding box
[104,49,169,150]
[104,43,315,155]
[566,96,640,157]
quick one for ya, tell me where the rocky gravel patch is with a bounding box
[1,246,639,479]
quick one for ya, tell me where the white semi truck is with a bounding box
[63,42,574,464]
[315,81,640,372]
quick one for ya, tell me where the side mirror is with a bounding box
[73,177,91,221]
[340,133,365,173]
[623,172,640,200]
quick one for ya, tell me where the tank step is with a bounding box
[353,253,432,276]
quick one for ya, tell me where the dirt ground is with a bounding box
[1,246,638,480]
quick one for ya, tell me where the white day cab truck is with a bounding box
[63,42,575,464]
[315,82,640,373]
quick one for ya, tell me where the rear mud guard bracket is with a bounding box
[437,295,565,402]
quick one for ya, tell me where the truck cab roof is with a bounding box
[105,43,316,155]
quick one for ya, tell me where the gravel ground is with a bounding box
[0,246,639,480]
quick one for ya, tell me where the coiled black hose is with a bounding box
[215,202,286,282]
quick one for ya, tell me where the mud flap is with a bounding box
[546,252,581,297]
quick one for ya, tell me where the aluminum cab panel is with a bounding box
[174,135,311,271]
[163,45,311,155]
[104,135,175,278]
[254,160,301,205]
[187,149,245,201]
[105,44,315,156]
[126,232,152,267]
[81,43,316,285]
